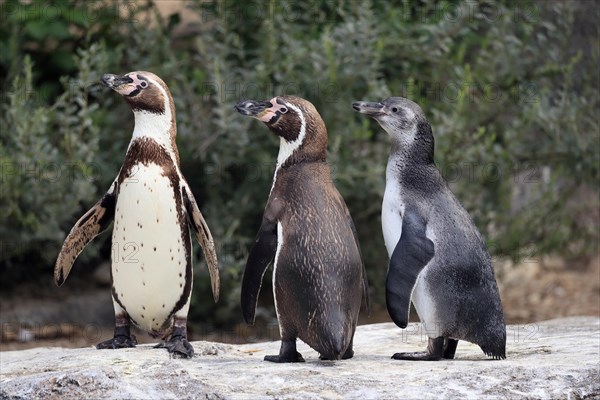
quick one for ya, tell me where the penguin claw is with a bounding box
[96,334,137,350]
[264,352,305,363]
[156,336,195,358]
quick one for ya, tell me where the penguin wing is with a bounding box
[386,208,434,329]
[54,186,116,286]
[241,197,283,325]
[182,184,220,303]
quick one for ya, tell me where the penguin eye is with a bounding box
[391,107,399,113]
[280,107,288,114]
[140,81,148,88]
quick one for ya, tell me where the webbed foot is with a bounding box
[392,336,444,361]
[265,338,305,363]
[96,324,137,349]
[155,321,194,358]
[155,335,195,358]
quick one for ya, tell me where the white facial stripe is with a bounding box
[276,102,306,166]
[269,101,306,196]
[129,77,177,163]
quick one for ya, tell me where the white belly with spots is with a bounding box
[112,163,188,332]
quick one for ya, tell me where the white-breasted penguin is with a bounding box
[353,97,506,360]
[54,71,220,358]
[235,96,370,362]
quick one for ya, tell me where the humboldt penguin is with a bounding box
[54,71,220,358]
[352,97,506,360]
[235,96,370,362]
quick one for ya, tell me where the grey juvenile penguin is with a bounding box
[55,71,220,358]
[352,97,506,360]
[235,95,370,362]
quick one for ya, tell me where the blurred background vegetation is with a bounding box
[1,0,598,335]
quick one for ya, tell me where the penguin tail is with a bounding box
[316,316,352,361]
[479,337,506,360]
[320,338,344,361]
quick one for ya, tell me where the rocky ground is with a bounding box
[1,317,598,399]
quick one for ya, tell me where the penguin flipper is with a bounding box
[241,216,278,325]
[182,185,220,303]
[54,189,116,286]
[386,208,434,329]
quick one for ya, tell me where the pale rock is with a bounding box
[1,317,598,399]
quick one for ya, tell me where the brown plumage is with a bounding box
[236,95,370,362]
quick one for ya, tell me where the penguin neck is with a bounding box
[131,110,180,166]
[388,121,434,167]
[387,139,436,188]
[270,128,327,196]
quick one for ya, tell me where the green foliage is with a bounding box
[1,44,108,281]
[1,0,598,327]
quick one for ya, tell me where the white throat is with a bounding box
[129,78,177,163]
[270,102,307,195]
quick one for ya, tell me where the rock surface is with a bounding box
[1,317,598,399]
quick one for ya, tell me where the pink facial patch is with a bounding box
[114,74,148,96]
[257,97,287,122]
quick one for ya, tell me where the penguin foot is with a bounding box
[265,338,304,363]
[391,351,442,361]
[155,335,195,358]
[96,334,137,349]
[392,336,444,361]
[264,352,305,363]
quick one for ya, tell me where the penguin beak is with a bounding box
[101,74,133,90]
[352,101,385,118]
[234,100,273,117]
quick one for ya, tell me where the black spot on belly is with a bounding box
[153,246,157,252]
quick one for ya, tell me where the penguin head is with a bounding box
[101,71,174,116]
[235,95,327,165]
[352,97,434,162]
